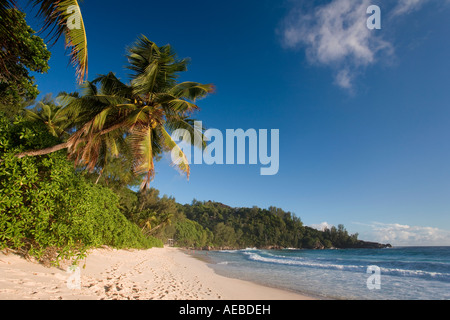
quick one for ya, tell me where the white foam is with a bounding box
[243,252,450,281]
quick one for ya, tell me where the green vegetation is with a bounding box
[0,0,88,84]
[163,200,360,250]
[0,114,162,264]
[0,5,212,262]
[0,9,51,113]
[0,4,213,263]
[95,186,362,250]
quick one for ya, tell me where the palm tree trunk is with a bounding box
[15,142,70,159]
[95,169,103,184]
[14,122,125,159]
[147,223,165,235]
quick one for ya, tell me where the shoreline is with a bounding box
[0,247,316,300]
[185,249,322,300]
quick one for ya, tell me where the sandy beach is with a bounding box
[0,247,314,300]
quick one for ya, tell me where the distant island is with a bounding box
[149,196,392,251]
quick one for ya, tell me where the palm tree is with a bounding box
[0,1,17,36]
[24,94,70,138]
[1,0,88,83]
[143,212,173,236]
[16,35,214,190]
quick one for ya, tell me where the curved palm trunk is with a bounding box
[95,169,103,184]
[14,122,125,159]
[15,142,69,159]
[147,223,164,235]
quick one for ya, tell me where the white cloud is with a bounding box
[310,221,334,232]
[279,0,441,90]
[334,68,353,90]
[281,0,391,90]
[356,222,450,246]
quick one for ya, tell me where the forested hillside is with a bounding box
[181,200,357,249]
[150,197,389,250]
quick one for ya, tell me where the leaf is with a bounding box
[168,98,199,113]
[165,117,207,150]
[169,82,215,101]
[124,105,151,129]
[129,125,155,191]
[160,126,190,179]
[31,0,88,83]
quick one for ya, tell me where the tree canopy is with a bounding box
[0,9,51,112]
[15,36,214,191]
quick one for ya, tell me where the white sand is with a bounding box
[0,247,315,300]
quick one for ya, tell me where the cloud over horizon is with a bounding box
[355,222,450,246]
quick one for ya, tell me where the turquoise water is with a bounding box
[199,247,450,300]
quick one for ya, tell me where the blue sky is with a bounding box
[25,0,450,245]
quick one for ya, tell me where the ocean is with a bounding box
[196,246,450,300]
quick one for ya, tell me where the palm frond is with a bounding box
[0,0,16,30]
[31,0,88,83]
[129,124,156,191]
[127,35,189,97]
[169,82,215,102]
[160,126,190,179]
[24,97,70,138]
[59,81,131,126]
[92,72,132,97]
[0,0,16,15]
[24,109,40,123]
[154,93,200,114]
[124,105,151,129]
[165,117,207,150]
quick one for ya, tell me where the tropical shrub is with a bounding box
[174,219,213,248]
[0,114,162,263]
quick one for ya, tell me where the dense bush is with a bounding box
[174,219,213,248]
[0,115,162,263]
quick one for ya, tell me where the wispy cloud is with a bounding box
[392,0,430,16]
[334,69,354,90]
[279,0,438,91]
[354,222,450,246]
